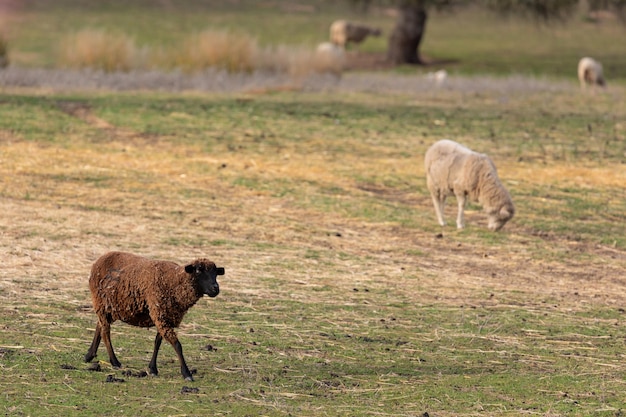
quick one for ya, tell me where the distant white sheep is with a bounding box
[426,69,448,86]
[577,57,605,88]
[330,20,381,48]
[315,42,346,75]
[424,139,515,231]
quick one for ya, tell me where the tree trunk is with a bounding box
[387,4,427,65]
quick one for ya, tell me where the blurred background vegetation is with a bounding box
[0,0,624,80]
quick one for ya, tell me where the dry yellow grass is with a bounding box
[507,165,626,188]
[57,29,137,72]
[1,97,624,314]
[56,28,345,76]
[171,30,258,73]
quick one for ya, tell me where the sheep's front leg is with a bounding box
[455,193,467,229]
[148,332,163,376]
[430,192,446,227]
[173,340,194,381]
[84,322,102,362]
[161,328,194,381]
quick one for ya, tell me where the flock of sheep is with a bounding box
[81,21,608,381]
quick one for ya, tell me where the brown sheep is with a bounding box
[425,139,515,231]
[84,251,225,381]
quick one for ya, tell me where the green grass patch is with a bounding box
[3,298,626,416]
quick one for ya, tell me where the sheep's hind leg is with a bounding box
[101,320,122,368]
[148,332,163,376]
[84,322,102,362]
[455,193,467,229]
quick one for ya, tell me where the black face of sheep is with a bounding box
[185,261,224,298]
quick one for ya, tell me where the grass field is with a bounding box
[1,83,625,416]
[1,2,626,417]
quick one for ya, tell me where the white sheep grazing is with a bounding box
[424,139,515,231]
[578,57,605,88]
[329,20,381,48]
[426,69,448,86]
[315,42,346,75]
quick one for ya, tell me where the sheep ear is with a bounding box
[184,264,195,274]
[499,207,510,217]
[216,267,225,276]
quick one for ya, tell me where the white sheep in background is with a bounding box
[426,69,448,86]
[578,57,605,88]
[424,139,515,231]
[330,20,382,48]
[315,41,347,75]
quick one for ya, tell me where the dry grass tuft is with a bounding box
[55,28,344,76]
[167,31,344,77]
[169,29,258,73]
[57,29,137,72]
